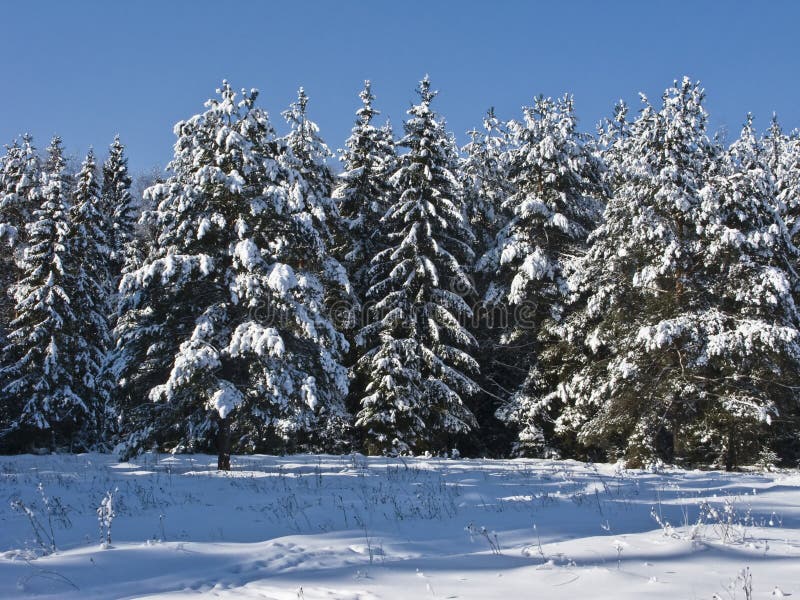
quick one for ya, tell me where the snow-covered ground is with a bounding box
[1,454,798,599]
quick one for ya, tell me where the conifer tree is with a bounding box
[331,82,398,426]
[458,109,515,454]
[478,95,604,456]
[597,101,632,191]
[0,136,41,342]
[551,79,799,468]
[764,117,800,260]
[461,108,512,257]
[101,135,136,280]
[686,115,800,467]
[765,119,800,462]
[281,88,338,246]
[355,77,478,454]
[281,88,355,340]
[116,82,349,468]
[67,149,113,445]
[0,137,87,450]
[98,137,136,443]
[553,79,713,465]
[0,135,40,248]
[333,80,397,300]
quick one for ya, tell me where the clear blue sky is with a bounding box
[2,1,799,175]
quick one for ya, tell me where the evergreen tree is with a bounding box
[99,137,136,444]
[0,135,40,248]
[551,78,799,468]
[67,149,113,445]
[119,170,164,279]
[461,108,512,257]
[597,100,632,191]
[331,82,398,428]
[333,80,397,300]
[478,95,604,456]
[459,109,515,454]
[0,136,41,344]
[554,79,713,465]
[116,82,349,468]
[101,135,136,280]
[0,137,87,450]
[281,88,339,248]
[764,117,800,259]
[687,115,800,467]
[355,77,478,454]
[281,88,355,341]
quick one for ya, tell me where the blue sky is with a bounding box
[1,1,799,174]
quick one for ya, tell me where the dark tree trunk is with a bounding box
[724,426,736,472]
[217,416,231,471]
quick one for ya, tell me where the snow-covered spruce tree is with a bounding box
[0,137,88,451]
[281,88,339,249]
[98,137,136,443]
[0,134,40,248]
[333,80,397,301]
[0,136,41,344]
[67,149,113,446]
[477,95,604,456]
[764,123,800,463]
[117,170,165,281]
[116,82,349,469]
[101,135,136,281]
[554,79,713,466]
[355,76,478,454]
[331,82,397,424]
[764,117,800,260]
[458,109,516,454]
[461,108,512,257]
[683,115,800,468]
[281,88,355,340]
[553,78,798,468]
[597,100,632,193]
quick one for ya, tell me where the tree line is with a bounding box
[1,76,798,471]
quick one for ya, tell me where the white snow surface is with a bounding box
[1,453,799,599]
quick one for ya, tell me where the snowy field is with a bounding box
[1,454,799,599]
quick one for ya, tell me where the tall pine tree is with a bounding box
[281,88,355,343]
[0,136,41,346]
[333,80,397,301]
[0,137,87,450]
[355,77,478,454]
[67,149,113,446]
[116,82,350,468]
[685,115,800,467]
[554,79,713,465]
[461,108,512,258]
[459,109,516,454]
[550,78,798,468]
[101,135,136,281]
[479,95,604,456]
[764,117,800,261]
[0,135,40,248]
